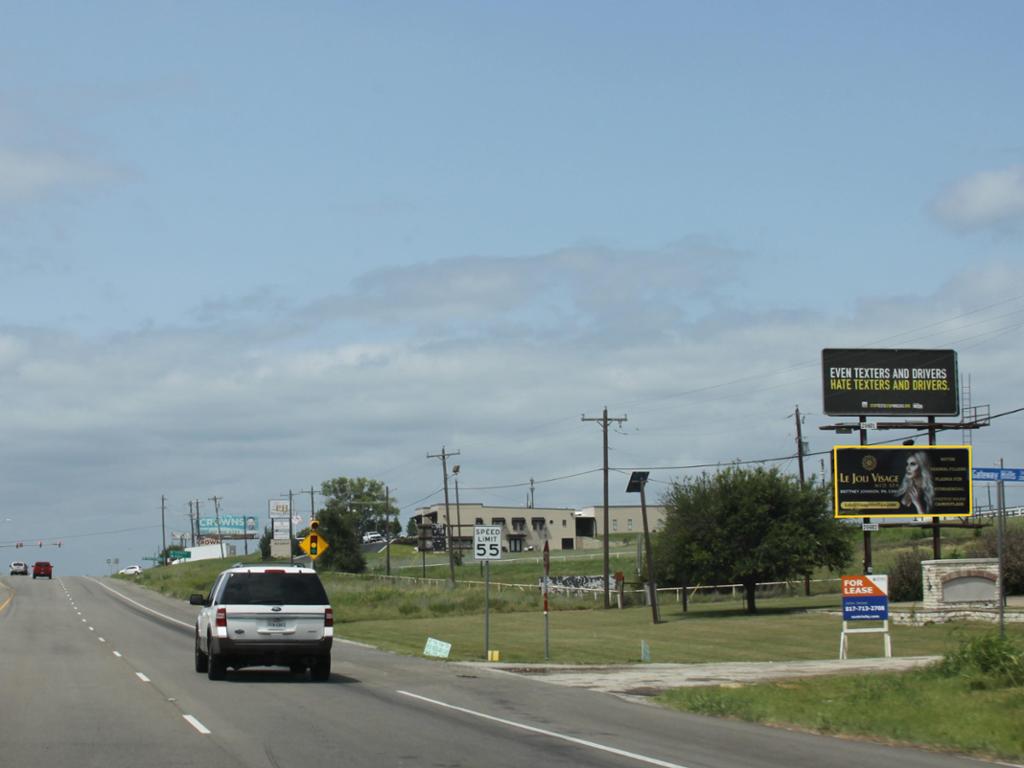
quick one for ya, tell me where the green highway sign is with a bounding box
[169,550,191,559]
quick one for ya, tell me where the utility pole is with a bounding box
[794,405,806,487]
[194,499,202,547]
[529,478,535,509]
[160,495,167,566]
[452,466,462,560]
[428,446,460,586]
[210,496,224,559]
[582,407,627,609]
[187,500,195,547]
[385,485,392,577]
[288,489,295,564]
[794,407,810,595]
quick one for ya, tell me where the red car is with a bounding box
[32,561,53,579]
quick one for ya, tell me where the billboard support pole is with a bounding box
[998,459,1006,639]
[929,416,941,560]
[859,416,872,574]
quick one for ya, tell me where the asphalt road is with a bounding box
[0,576,999,768]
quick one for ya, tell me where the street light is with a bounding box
[452,465,462,558]
[626,471,660,624]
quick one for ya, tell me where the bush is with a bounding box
[968,524,1024,595]
[936,633,1024,688]
[889,548,929,602]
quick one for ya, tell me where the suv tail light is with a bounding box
[216,607,227,628]
[324,607,333,628]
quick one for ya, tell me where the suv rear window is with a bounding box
[219,572,329,605]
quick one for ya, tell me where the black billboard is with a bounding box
[832,446,972,519]
[822,349,958,417]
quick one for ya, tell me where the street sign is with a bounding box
[861,523,880,532]
[474,526,502,560]
[299,533,328,560]
[973,467,1024,482]
[169,550,191,559]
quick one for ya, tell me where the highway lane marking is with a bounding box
[397,691,692,768]
[0,590,12,614]
[136,672,151,683]
[86,577,193,629]
[183,715,211,735]
[88,626,95,631]
[113,651,122,658]
[98,637,106,643]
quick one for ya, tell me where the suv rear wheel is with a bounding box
[310,654,331,681]
[206,632,226,680]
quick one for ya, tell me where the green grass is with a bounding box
[656,635,1024,762]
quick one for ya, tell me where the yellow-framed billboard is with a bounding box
[832,445,972,518]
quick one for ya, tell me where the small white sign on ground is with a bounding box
[423,637,452,658]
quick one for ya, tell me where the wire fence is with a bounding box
[368,572,846,603]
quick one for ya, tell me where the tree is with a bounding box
[321,477,399,536]
[312,476,398,573]
[306,506,365,573]
[654,466,853,613]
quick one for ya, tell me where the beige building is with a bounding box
[412,502,666,553]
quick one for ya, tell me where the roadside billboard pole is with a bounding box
[998,459,1006,639]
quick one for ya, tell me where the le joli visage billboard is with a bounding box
[821,349,958,417]
[833,446,973,519]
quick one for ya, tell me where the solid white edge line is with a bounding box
[86,577,193,629]
[396,691,691,768]
[136,672,151,683]
[183,715,211,735]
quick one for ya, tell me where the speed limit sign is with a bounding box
[474,526,502,560]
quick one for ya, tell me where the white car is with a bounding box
[189,564,333,681]
[118,565,143,575]
[362,532,384,544]
[9,561,28,576]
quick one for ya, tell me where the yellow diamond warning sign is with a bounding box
[299,533,329,560]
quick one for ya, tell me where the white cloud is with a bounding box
[297,240,746,342]
[0,147,115,203]
[1,253,1022,575]
[932,165,1024,231]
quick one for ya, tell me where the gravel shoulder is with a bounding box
[458,656,941,699]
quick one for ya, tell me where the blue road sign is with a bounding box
[973,467,1024,483]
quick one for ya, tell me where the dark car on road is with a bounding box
[32,561,53,579]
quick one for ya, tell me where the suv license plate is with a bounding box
[267,618,286,629]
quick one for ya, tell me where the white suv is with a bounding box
[189,564,333,681]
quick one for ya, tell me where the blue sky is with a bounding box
[1,3,1022,574]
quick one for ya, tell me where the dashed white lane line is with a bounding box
[98,637,106,643]
[86,578,193,629]
[113,651,122,658]
[88,626,94,632]
[136,672,151,683]
[397,691,691,768]
[183,715,211,735]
